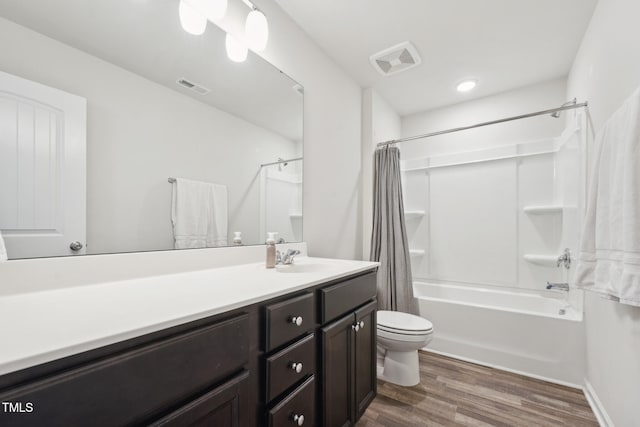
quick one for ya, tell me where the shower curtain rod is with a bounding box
[376,101,588,148]
[259,157,303,167]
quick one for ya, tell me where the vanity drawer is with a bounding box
[265,292,315,351]
[319,271,377,324]
[0,314,249,427]
[268,376,315,427]
[265,333,315,402]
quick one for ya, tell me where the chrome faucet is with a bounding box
[546,281,570,291]
[276,249,301,265]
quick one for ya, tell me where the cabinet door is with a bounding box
[321,313,355,427]
[150,370,249,427]
[354,301,377,421]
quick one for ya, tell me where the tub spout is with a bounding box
[546,282,569,291]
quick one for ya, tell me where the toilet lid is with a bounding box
[377,310,433,334]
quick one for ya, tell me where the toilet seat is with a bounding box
[377,310,433,335]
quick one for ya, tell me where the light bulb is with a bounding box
[179,0,207,35]
[245,9,269,51]
[199,0,228,22]
[225,33,248,62]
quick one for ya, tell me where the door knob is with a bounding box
[69,241,83,251]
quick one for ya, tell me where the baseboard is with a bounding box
[421,348,582,389]
[583,379,614,427]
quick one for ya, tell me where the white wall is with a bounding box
[360,88,402,259]
[0,17,298,255]
[567,0,640,424]
[401,78,568,158]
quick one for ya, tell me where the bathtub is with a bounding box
[414,281,585,387]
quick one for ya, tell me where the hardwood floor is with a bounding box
[356,351,598,427]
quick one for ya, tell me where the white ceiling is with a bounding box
[274,0,598,116]
[0,0,303,141]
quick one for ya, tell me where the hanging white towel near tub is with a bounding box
[575,87,640,306]
[171,178,228,249]
[0,230,7,261]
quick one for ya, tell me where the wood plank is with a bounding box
[356,351,598,427]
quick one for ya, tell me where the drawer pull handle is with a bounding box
[290,316,303,326]
[352,323,360,332]
[292,414,305,426]
[290,362,303,373]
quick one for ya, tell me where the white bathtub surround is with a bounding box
[576,87,640,307]
[0,254,378,375]
[414,281,584,387]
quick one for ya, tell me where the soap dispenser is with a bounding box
[266,232,277,268]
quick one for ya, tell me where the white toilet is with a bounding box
[376,310,434,387]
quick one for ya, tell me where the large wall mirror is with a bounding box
[0,0,303,259]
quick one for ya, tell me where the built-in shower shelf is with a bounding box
[404,210,426,220]
[409,249,425,257]
[523,254,558,266]
[523,205,564,215]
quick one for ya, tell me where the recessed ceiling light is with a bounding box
[456,80,477,92]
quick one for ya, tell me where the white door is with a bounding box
[0,71,86,259]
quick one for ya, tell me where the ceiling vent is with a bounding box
[176,78,210,95]
[369,41,421,77]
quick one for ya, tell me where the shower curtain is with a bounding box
[370,146,417,313]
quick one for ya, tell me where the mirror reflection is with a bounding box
[0,0,303,259]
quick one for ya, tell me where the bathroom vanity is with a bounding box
[0,257,378,426]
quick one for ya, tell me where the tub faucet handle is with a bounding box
[557,248,571,270]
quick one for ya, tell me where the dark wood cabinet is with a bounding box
[354,301,377,420]
[321,300,377,426]
[0,269,377,427]
[0,314,249,427]
[150,370,250,427]
[321,313,355,427]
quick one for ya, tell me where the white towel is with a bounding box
[0,230,7,261]
[575,87,640,306]
[171,178,228,249]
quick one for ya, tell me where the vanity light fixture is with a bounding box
[456,79,477,92]
[225,33,248,62]
[179,0,207,35]
[245,7,269,51]
[178,0,228,35]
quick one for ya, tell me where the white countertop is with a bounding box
[0,256,378,376]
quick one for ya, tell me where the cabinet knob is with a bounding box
[292,414,305,426]
[352,323,360,332]
[359,320,365,329]
[290,316,303,326]
[290,362,303,373]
